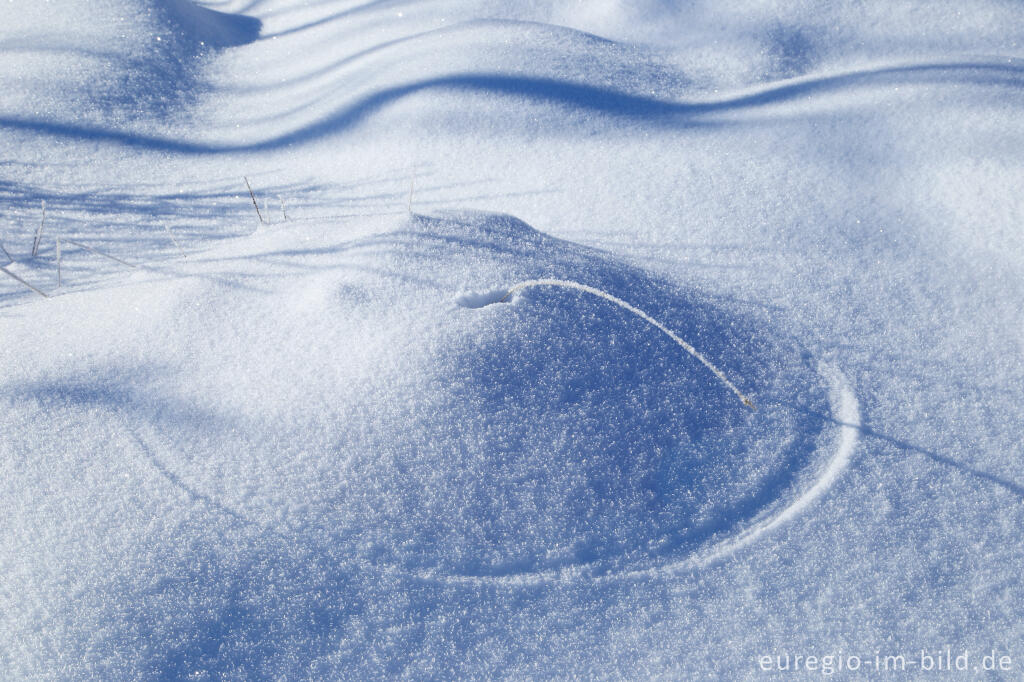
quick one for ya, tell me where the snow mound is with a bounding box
[0,211,859,673]
[0,0,259,124]
[160,0,262,49]
[309,212,840,578]
[3,211,843,583]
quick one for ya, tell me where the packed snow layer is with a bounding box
[2,0,1023,678]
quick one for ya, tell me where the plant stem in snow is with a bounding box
[501,278,756,410]
[244,176,264,225]
[64,239,137,269]
[162,224,186,258]
[31,200,46,257]
[0,265,48,298]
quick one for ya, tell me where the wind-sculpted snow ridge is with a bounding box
[0,211,862,677]
[161,0,263,49]
[0,0,259,125]
[3,56,1022,153]
[530,0,1024,71]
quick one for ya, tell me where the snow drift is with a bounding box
[2,0,1023,677]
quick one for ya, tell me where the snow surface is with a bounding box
[2,0,1023,678]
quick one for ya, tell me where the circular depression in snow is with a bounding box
[124,212,852,581]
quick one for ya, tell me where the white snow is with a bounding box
[2,0,1023,678]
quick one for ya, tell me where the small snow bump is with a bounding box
[455,288,512,309]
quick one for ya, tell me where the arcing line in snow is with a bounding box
[501,279,755,409]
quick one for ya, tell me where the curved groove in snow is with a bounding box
[125,360,859,586]
[662,362,861,574]
[423,362,860,585]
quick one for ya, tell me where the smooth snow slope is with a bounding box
[2,0,1023,678]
